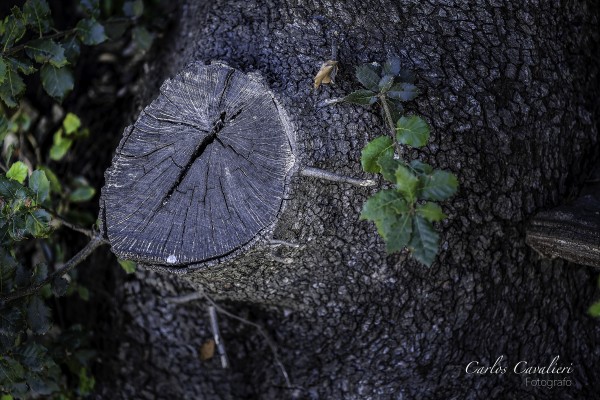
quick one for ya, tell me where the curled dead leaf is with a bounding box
[314,60,338,89]
[200,338,215,361]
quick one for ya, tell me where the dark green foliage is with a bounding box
[339,57,459,266]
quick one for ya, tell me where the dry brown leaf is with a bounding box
[200,339,215,361]
[314,60,338,89]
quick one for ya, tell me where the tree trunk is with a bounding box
[97,0,600,398]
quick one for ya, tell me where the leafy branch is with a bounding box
[333,57,458,266]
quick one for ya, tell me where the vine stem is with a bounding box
[0,234,108,304]
[379,94,404,158]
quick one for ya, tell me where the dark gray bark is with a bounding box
[97,0,600,399]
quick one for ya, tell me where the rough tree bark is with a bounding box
[97,1,600,399]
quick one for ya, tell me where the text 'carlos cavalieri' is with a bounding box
[465,355,574,389]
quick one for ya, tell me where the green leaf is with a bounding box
[395,164,419,203]
[384,99,402,122]
[355,64,380,91]
[123,0,144,17]
[409,160,433,175]
[383,57,401,76]
[416,202,446,222]
[25,209,51,237]
[360,189,409,222]
[396,115,430,148]
[378,75,394,92]
[6,161,28,183]
[343,89,377,106]
[0,356,25,382]
[387,82,418,102]
[26,296,51,335]
[52,275,69,297]
[23,0,52,36]
[38,165,62,193]
[49,130,73,160]
[588,300,600,317]
[0,67,25,108]
[69,186,95,202]
[61,36,81,63]
[63,112,81,134]
[28,170,50,203]
[118,259,136,274]
[0,58,6,84]
[376,154,401,183]
[409,216,439,266]
[132,26,154,52]
[380,213,412,253]
[420,170,458,201]
[1,14,26,52]
[77,285,90,300]
[80,0,100,18]
[24,39,67,67]
[40,64,74,101]
[361,136,393,173]
[7,57,36,75]
[76,18,107,45]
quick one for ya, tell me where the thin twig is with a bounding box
[268,239,302,248]
[3,29,77,55]
[0,235,107,305]
[208,305,229,369]
[50,212,95,239]
[300,167,376,187]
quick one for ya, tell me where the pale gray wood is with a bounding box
[101,62,296,267]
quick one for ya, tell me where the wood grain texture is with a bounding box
[101,62,296,267]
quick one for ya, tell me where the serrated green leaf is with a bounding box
[383,57,401,76]
[38,165,61,193]
[132,26,154,52]
[19,342,47,371]
[1,14,26,52]
[24,39,67,67]
[0,58,6,84]
[355,64,380,91]
[378,75,394,92]
[383,214,412,253]
[588,300,600,317]
[7,57,36,75]
[40,64,74,101]
[61,36,81,63]
[396,115,430,148]
[63,112,81,134]
[118,259,136,274]
[409,216,439,266]
[26,209,51,237]
[343,89,377,106]
[395,164,419,203]
[361,136,393,173]
[420,170,458,201]
[384,99,402,122]
[6,161,28,183]
[360,189,409,222]
[416,202,446,222]
[123,0,144,17]
[26,296,51,334]
[28,170,50,203]
[69,186,95,202]
[409,160,433,175]
[23,0,52,36]
[76,18,107,45]
[388,82,418,102]
[0,67,25,108]
[376,154,401,183]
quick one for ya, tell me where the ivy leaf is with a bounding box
[40,64,74,101]
[23,0,52,36]
[396,115,430,148]
[6,161,28,183]
[360,189,409,222]
[376,154,401,183]
[118,259,136,274]
[355,64,380,91]
[49,129,73,160]
[343,89,377,106]
[76,18,107,45]
[409,216,439,266]
[0,67,25,108]
[24,39,67,67]
[416,202,446,222]
[387,83,418,102]
[361,136,393,173]
[395,164,419,204]
[420,170,458,201]
[69,186,95,202]
[25,209,51,237]
[26,296,51,335]
[1,14,26,52]
[0,58,6,84]
[28,170,50,203]
[132,26,154,52]
[63,112,81,134]
[383,57,401,76]
[123,0,144,18]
